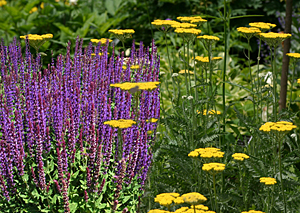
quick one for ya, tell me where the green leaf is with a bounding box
[69,202,78,213]
[23,0,40,13]
[54,23,75,37]
[105,0,116,16]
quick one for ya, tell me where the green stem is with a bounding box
[206,173,214,210]
[248,39,256,123]
[117,128,123,160]
[183,42,190,96]
[278,137,287,213]
[238,163,245,210]
[213,174,218,212]
[289,60,295,111]
[257,38,262,122]
[271,47,277,121]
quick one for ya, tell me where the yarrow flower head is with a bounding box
[181,192,207,205]
[286,53,300,63]
[109,29,135,42]
[0,0,7,7]
[199,109,221,115]
[260,177,277,185]
[151,19,180,32]
[202,162,226,175]
[259,32,291,47]
[110,82,160,91]
[20,34,53,52]
[103,119,136,129]
[237,27,261,40]
[174,28,202,41]
[154,193,180,208]
[90,38,112,45]
[242,211,265,213]
[232,153,250,161]
[188,147,224,160]
[197,35,220,51]
[259,121,296,132]
[194,56,222,69]
[178,70,194,74]
[249,22,276,31]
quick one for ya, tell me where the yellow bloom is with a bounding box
[0,0,7,7]
[260,177,277,185]
[298,79,300,84]
[171,23,197,28]
[109,29,135,42]
[242,211,265,213]
[20,34,53,52]
[179,70,194,74]
[91,53,104,57]
[174,196,185,204]
[237,27,261,40]
[181,192,207,205]
[188,151,199,158]
[29,7,38,13]
[259,121,296,132]
[192,204,209,210]
[197,35,220,41]
[259,32,291,47]
[147,130,153,135]
[148,210,170,213]
[151,19,180,32]
[202,162,226,175]
[154,193,180,208]
[90,38,112,44]
[175,207,189,213]
[232,153,250,161]
[175,28,202,41]
[177,16,207,25]
[249,22,276,31]
[110,82,160,91]
[286,53,300,59]
[103,119,136,129]
[198,109,221,115]
[130,65,140,69]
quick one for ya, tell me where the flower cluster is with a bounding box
[151,19,180,32]
[109,29,135,43]
[90,38,112,45]
[181,192,207,205]
[179,70,194,74]
[20,33,53,52]
[232,153,250,161]
[0,38,160,207]
[237,27,261,40]
[110,81,160,91]
[103,119,136,129]
[286,53,300,59]
[188,147,224,159]
[154,193,181,207]
[200,109,222,115]
[171,22,197,29]
[242,211,265,213]
[259,32,291,47]
[202,163,226,175]
[0,0,7,6]
[174,28,202,41]
[177,16,207,25]
[259,177,277,185]
[249,22,276,30]
[259,121,297,132]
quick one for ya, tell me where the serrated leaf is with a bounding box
[69,202,78,213]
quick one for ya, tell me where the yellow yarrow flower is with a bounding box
[175,207,189,213]
[130,65,140,69]
[174,196,185,204]
[181,192,207,205]
[297,79,300,84]
[151,19,180,32]
[175,28,202,41]
[179,70,194,74]
[237,27,261,40]
[260,177,277,185]
[109,29,135,42]
[232,153,250,161]
[91,53,104,57]
[259,32,291,47]
[103,119,136,129]
[20,34,53,52]
[242,211,265,213]
[29,6,38,13]
[171,23,197,29]
[110,82,160,91]
[199,109,222,115]
[154,193,180,208]
[188,151,199,158]
[191,204,209,210]
[202,163,226,175]
[0,0,7,7]
[90,38,112,45]
[197,35,220,41]
[259,121,296,132]
[249,22,276,31]
[177,16,207,25]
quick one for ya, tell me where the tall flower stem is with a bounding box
[238,163,246,210]
[213,174,218,212]
[247,39,256,122]
[256,38,262,122]
[270,47,278,121]
[183,42,190,96]
[288,60,296,111]
[206,173,214,210]
[278,136,287,213]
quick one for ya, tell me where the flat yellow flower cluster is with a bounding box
[259,121,297,132]
[90,38,112,44]
[108,29,135,35]
[286,53,300,58]
[260,177,277,185]
[242,210,265,213]
[297,79,300,84]
[179,70,194,74]
[110,82,160,91]
[20,34,53,41]
[197,35,220,41]
[91,53,103,57]
[130,65,140,69]
[188,147,224,159]
[151,19,180,29]
[146,118,159,123]
[232,153,250,161]
[249,22,276,30]
[172,23,197,29]
[154,192,181,207]
[177,16,207,24]
[259,32,291,47]
[202,162,226,174]
[0,0,7,6]
[237,27,261,34]
[181,192,207,205]
[103,119,136,129]
[174,28,202,35]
